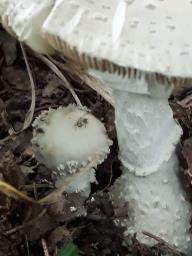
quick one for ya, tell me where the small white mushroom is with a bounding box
[0,0,54,53]
[32,105,112,195]
[41,0,192,254]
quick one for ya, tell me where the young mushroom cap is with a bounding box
[1,0,54,53]
[32,105,112,194]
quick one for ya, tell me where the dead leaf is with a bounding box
[48,193,87,222]
[177,94,192,109]
[1,66,30,90]
[47,226,71,252]
[0,235,20,256]
[49,56,114,106]
[36,54,82,106]
[0,30,17,65]
[182,138,192,171]
[23,207,57,241]
[0,151,26,189]
[42,78,61,98]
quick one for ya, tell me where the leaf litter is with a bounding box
[0,26,191,256]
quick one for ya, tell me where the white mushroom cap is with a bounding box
[0,1,9,22]
[32,105,112,193]
[1,0,54,53]
[43,0,192,79]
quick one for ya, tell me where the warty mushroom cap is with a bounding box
[42,0,192,87]
[32,105,112,192]
[32,105,111,169]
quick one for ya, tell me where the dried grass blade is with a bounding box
[42,238,50,256]
[20,42,36,131]
[4,208,47,235]
[49,56,114,106]
[0,180,35,204]
[36,54,82,106]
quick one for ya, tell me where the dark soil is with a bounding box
[0,27,191,256]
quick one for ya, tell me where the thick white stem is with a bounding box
[114,88,181,176]
[89,70,192,253]
[113,154,192,252]
[112,88,192,254]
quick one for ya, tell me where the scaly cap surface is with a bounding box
[43,0,192,86]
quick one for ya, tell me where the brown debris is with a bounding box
[23,207,57,241]
[0,150,26,189]
[47,226,72,252]
[48,193,87,222]
[1,66,30,91]
[170,89,192,197]
[0,29,17,65]
[74,192,126,256]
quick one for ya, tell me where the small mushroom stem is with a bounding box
[91,70,192,253]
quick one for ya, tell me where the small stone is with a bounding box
[70,206,77,212]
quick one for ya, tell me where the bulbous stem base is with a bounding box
[112,88,192,254]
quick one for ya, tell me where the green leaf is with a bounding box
[58,242,79,256]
